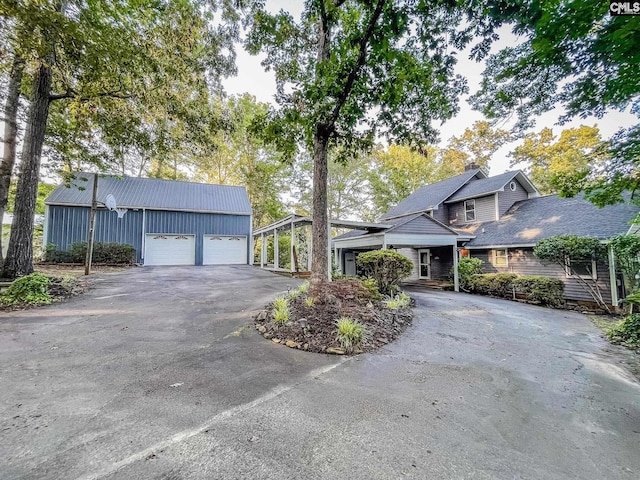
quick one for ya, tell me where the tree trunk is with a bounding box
[3,62,52,278]
[0,55,25,263]
[310,127,330,287]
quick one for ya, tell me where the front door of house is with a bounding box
[419,249,431,279]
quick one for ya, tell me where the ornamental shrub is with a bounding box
[469,273,517,297]
[453,257,483,291]
[335,317,365,354]
[356,249,413,296]
[512,276,564,307]
[43,242,135,264]
[0,273,52,306]
[607,314,640,351]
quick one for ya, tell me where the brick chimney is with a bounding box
[464,162,479,171]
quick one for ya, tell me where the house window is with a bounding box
[566,258,597,280]
[509,181,517,191]
[492,249,508,267]
[464,199,476,222]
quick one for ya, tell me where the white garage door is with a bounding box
[144,234,195,266]
[203,235,247,265]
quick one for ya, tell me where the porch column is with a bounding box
[452,244,459,292]
[260,233,265,268]
[290,221,295,272]
[274,228,279,269]
[382,236,387,249]
[608,244,619,307]
[334,244,339,274]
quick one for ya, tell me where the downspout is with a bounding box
[608,244,619,307]
[140,208,146,264]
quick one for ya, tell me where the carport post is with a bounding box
[452,245,459,292]
[260,233,265,268]
[290,221,295,272]
[274,228,279,269]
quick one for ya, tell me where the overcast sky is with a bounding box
[223,1,636,175]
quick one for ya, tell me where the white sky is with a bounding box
[223,1,637,175]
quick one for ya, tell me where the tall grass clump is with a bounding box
[335,317,365,353]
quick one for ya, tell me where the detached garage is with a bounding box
[44,173,252,266]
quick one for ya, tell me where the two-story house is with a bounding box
[332,165,638,308]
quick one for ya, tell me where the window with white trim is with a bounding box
[492,249,508,267]
[464,199,476,222]
[565,257,597,280]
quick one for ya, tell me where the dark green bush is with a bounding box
[469,273,518,297]
[607,314,640,350]
[453,257,483,291]
[356,249,413,296]
[360,277,383,300]
[44,242,135,264]
[513,276,564,307]
[0,273,52,306]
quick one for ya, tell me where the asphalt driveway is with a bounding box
[1,268,639,479]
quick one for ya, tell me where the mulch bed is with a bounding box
[254,278,414,355]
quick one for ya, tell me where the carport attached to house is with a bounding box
[44,174,253,266]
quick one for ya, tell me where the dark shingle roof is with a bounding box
[465,194,639,248]
[45,173,252,215]
[380,169,484,220]
[445,171,533,203]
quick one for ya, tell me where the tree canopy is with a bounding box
[509,125,608,195]
[471,1,640,208]
[246,0,498,284]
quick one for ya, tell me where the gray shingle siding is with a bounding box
[497,179,529,216]
[448,195,496,225]
[391,214,457,235]
[470,248,612,304]
[46,206,251,265]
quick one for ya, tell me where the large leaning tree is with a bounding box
[246,0,499,288]
[471,0,640,210]
[0,0,241,278]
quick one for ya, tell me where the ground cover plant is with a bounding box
[255,277,413,355]
[0,271,86,310]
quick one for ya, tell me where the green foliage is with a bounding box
[361,277,382,300]
[335,317,365,354]
[509,126,608,195]
[534,236,605,266]
[305,296,315,308]
[469,273,564,307]
[610,234,640,293]
[356,250,413,297]
[299,281,309,294]
[622,291,640,307]
[44,242,135,265]
[454,257,484,292]
[0,273,52,306]
[472,1,640,210]
[385,292,411,309]
[469,273,518,298]
[512,276,565,307]
[272,296,290,325]
[607,314,640,351]
[6,183,56,215]
[441,120,510,173]
[331,262,344,281]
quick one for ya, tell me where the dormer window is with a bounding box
[464,199,476,222]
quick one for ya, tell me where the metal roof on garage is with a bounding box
[45,173,252,215]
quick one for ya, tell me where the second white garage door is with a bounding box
[203,235,247,265]
[145,234,195,266]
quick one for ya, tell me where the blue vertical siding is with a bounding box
[47,206,251,265]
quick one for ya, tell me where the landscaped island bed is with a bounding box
[254,278,413,355]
